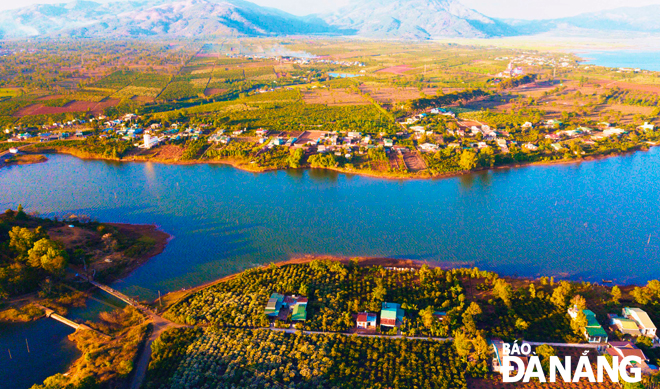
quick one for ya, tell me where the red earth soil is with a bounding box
[15,99,120,117]
[377,65,414,74]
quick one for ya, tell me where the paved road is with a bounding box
[269,326,452,342]
[129,312,189,389]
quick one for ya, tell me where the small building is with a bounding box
[8,147,18,154]
[608,314,642,337]
[606,341,648,363]
[546,119,563,128]
[569,307,608,343]
[523,143,538,151]
[380,302,404,328]
[623,307,657,339]
[419,143,439,153]
[143,133,159,149]
[383,139,394,148]
[256,128,268,137]
[356,312,377,329]
[271,138,286,146]
[392,145,409,154]
[491,339,529,375]
[291,304,307,322]
[265,293,285,317]
[638,122,655,132]
[603,128,625,137]
[433,311,447,322]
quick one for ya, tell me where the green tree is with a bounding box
[478,147,495,168]
[551,281,572,309]
[611,286,622,303]
[570,294,587,311]
[372,279,387,303]
[493,279,512,308]
[27,238,68,275]
[9,226,43,257]
[420,306,435,329]
[287,148,304,168]
[459,150,478,171]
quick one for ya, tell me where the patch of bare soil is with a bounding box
[402,152,426,172]
[302,89,370,106]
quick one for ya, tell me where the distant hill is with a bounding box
[508,5,660,36]
[319,0,517,39]
[0,0,340,39]
[2,0,660,40]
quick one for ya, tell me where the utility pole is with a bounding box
[25,338,30,353]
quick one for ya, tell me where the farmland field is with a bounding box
[142,327,467,389]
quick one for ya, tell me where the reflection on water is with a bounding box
[1,150,659,299]
[2,149,660,387]
[0,319,80,389]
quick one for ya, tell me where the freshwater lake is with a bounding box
[2,149,660,388]
[579,50,660,71]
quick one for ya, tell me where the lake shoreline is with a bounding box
[27,143,654,181]
[102,223,171,283]
[0,221,170,324]
[155,253,642,312]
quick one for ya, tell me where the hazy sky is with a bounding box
[1,0,660,19]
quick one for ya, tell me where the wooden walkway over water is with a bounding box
[34,303,94,332]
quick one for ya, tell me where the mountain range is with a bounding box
[1,0,659,40]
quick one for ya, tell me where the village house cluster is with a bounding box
[491,303,659,378]
[263,267,449,333]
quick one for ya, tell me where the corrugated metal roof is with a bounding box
[628,308,656,329]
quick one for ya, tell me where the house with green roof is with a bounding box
[569,306,608,343]
[291,304,307,322]
[380,302,404,327]
[264,293,285,317]
[584,310,608,343]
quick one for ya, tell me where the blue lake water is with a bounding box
[0,319,79,389]
[2,150,660,387]
[328,72,361,78]
[579,50,660,71]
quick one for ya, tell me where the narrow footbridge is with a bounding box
[82,276,154,315]
[35,303,94,331]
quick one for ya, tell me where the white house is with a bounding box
[602,128,625,137]
[638,122,655,132]
[142,133,159,149]
[523,143,538,151]
[623,308,657,339]
[419,143,439,152]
